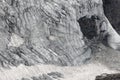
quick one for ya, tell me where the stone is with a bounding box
[47,72,64,79]
[95,73,120,80]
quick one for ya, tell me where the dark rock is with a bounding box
[95,73,120,80]
[78,15,98,39]
[103,0,120,34]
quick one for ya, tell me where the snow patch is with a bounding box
[0,63,118,80]
[8,33,24,47]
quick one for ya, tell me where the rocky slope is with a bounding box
[0,0,105,67]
